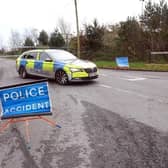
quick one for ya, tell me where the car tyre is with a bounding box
[55,70,68,85]
[19,67,27,79]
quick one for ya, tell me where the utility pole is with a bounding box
[74,0,80,58]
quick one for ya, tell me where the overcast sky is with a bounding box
[0,0,161,47]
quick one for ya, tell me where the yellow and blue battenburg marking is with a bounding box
[34,61,43,70]
[16,56,98,82]
[19,59,67,73]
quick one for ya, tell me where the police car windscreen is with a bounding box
[48,50,77,61]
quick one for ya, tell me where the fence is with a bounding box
[150,51,168,63]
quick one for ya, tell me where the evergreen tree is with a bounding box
[140,0,168,51]
[24,37,34,46]
[116,17,146,61]
[49,29,65,47]
[84,19,105,51]
[38,30,48,46]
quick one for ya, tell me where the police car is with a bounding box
[16,49,98,85]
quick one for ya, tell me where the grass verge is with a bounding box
[94,61,168,72]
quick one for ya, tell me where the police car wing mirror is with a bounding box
[45,58,53,62]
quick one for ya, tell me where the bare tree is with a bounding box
[9,30,23,49]
[0,35,4,79]
[24,28,38,46]
[0,35,4,50]
[57,18,72,49]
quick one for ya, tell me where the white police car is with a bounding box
[16,49,98,84]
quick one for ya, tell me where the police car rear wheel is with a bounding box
[55,71,68,85]
[19,67,27,79]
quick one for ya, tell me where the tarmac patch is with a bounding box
[82,101,168,168]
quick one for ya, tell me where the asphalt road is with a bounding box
[0,58,168,168]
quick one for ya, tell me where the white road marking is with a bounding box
[99,84,149,99]
[121,75,147,81]
[99,84,112,88]
[125,75,142,78]
[127,77,147,81]
[140,75,163,79]
[114,88,149,99]
[114,88,166,104]
[98,84,167,104]
[100,73,108,77]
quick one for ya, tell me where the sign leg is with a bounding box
[25,120,31,149]
[0,119,13,133]
[25,120,30,142]
[39,116,56,127]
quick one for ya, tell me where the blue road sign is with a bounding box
[0,81,52,119]
[116,57,129,68]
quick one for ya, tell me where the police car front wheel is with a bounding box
[55,70,68,85]
[19,67,27,79]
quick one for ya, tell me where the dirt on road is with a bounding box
[82,101,168,168]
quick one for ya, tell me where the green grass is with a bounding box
[94,61,117,68]
[2,57,168,71]
[94,61,168,71]
[0,56,17,60]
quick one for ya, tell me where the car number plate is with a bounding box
[89,72,97,77]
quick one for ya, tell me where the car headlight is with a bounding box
[70,68,83,72]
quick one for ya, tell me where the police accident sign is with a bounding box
[0,80,52,119]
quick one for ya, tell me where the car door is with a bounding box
[25,52,37,75]
[38,52,54,78]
